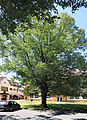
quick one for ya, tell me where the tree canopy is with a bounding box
[0,13,87,108]
[0,0,87,35]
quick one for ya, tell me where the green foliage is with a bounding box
[0,13,87,107]
[27,85,40,97]
[0,0,87,35]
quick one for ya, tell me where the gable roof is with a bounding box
[8,80,20,86]
[0,77,12,85]
[0,77,21,87]
[0,77,7,81]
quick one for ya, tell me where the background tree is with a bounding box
[0,0,87,35]
[0,13,87,108]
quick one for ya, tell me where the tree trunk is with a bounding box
[40,82,48,108]
[24,82,28,100]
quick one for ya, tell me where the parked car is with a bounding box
[0,101,21,111]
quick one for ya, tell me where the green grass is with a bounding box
[48,102,87,111]
[17,101,87,111]
[17,101,41,109]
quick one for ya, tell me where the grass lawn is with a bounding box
[17,101,87,111]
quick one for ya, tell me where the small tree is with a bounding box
[0,13,87,108]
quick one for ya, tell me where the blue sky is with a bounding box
[58,6,87,37]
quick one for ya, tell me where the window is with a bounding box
[1,86,8,91]
[30,93,34,98]
[83,96,87,99]
[75,97,79,99]
[10,95,12,99]
[35,93,39,98]
[69,96,74,99]
[14,89,16,91]
[19,89,22,92]
[47,96,51,98]
[10,88,12,90]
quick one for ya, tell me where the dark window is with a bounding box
[14,89,16,91]
[47,96,51,98]
[10,88,12,90]
[10,95,12,99]
[30,93,34,98]
[1,86,8,91]
[83,96,87,99]
[75,97,79,99]
[69,96,74,99]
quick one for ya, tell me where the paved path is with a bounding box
[0,109,87,120]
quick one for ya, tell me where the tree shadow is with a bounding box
[0,108,22,112]
[51,110,87,116]
[36,115,62,120]
[48,103,87,111]
[0,114,31,120]
[0,115,6,120]
[73,118,87,120]
[0,114,61,120]
[22,103,87,112]
[0,110,87,120]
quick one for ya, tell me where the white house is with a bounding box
[0,77,24,100]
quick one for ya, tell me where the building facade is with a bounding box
[25,94,87,102]
[51,95,87,102]
[0,77,24,101]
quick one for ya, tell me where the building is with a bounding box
[51,95,87,102]
[0,77,24,100]
[25,94,87,102]
[23,69,87,102]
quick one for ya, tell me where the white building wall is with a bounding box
[0,77,24,100]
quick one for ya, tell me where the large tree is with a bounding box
[0,0,87,35]
[0,13,87,108]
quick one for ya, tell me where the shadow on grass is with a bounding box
[21,104,41,110]
[21,103,87,113]
[48,103,87,111]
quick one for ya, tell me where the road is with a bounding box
[0,109,87,120]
